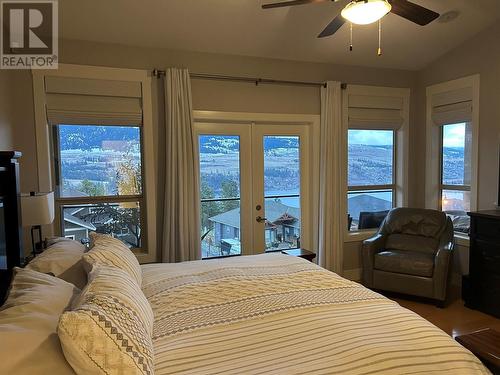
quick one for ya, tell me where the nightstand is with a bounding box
[455,328,500,374]
[281,249,316,262]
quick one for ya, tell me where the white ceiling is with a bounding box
[60,0,500,70]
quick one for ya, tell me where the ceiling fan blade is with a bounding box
[318,14,345,38]
[389,0,439,26]
[262,0,329,10]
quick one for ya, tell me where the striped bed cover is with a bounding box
[141,254,490,375]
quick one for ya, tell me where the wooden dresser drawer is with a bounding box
[474,217,500,240]
[476,240,500,276]
[466,211,500,318]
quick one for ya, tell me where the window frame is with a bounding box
[51,123,147,251]
[347,128,397,211]
[342,85,410,240]
[425,75,480,241]
[438,122,472,212]
[32,64,157,263]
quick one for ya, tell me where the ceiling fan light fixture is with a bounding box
[341,0,392,25]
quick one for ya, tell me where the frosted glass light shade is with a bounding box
[341,0,392,25]
[21,192,55,226]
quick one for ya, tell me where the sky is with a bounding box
[442,123,466,148]
[348,129,393,145]
[349,123,466,148]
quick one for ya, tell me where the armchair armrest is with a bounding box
[433,217,455,301]
[433,241,454,301]
[361,234,386,288]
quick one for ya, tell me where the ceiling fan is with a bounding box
[262,0,440,38]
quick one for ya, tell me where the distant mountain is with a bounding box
[59,125,139,151]
[199,136,299,154]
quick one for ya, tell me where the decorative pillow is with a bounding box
[83,232,142,286]
[26,238,87,289]
[0,268,79,375]
[58,265,154,375]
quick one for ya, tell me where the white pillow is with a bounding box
[83,232,142,285]
[58,265,154,375]
[0,268,79,375]
[26,238,87,289]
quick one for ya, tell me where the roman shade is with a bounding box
[431,86,472,125]
[44,76,143,126]
[348,93,404,130]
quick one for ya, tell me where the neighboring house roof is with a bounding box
[209,200,300,229]
[63,212,96,231]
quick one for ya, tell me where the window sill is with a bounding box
[345,230,377,243]
[454,233,470,247]
[345,230,469,247]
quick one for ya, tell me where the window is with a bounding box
[426,75,479,236]
[440,122,471,233]
[54,124,145,249]
[348,129,395,230]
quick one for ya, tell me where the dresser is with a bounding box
[0,151,24,304]
[464,211,500,318]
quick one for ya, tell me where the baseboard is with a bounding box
[343,268,362,282]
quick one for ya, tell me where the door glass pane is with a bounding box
[199,135,241,258]
[62,202,141,248]
[58,125,142,198]
[441,123,471,186]
[263,136,301,251]
[348,130,394,186]
[348,190,392,230]
[264,197,300,251]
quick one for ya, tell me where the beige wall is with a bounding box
[4,28,497,273]
[3,27,496,273]
[416,21,500,210]
[0,70,36,191]
[4,38,420,266]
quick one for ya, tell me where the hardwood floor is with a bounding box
[387,294,500,338]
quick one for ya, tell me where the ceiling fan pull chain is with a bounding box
[378,19,382,56]
[349,22,353,51]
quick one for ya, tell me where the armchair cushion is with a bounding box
[385,234,439,255]
[374,250,435,278]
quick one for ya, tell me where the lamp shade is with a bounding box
[341,0,391,25]
[21,192,55,227]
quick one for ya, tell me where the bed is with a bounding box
[141,254,489,374]
[0,236,491,375]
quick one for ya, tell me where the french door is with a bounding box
[195,115,313,258]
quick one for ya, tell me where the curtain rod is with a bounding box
[152,69,347,89]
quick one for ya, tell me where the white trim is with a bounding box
[343,85,410,236]
[193,110,320,255]
[425,75,480,213]
[344,230,376,243]
[454,234,470,247]
[31,64,157,263]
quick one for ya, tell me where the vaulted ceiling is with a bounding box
[60,0,500,70]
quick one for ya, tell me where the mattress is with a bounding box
[141,253,490,375]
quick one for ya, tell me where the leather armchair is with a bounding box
[362,207,454,304]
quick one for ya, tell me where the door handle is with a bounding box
[256,216,267,223]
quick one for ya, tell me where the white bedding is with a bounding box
[141,253,490,375]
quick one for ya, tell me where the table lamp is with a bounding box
[21,191,55,256]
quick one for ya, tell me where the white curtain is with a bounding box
[161,68,201,262]
[318,81,344,274]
